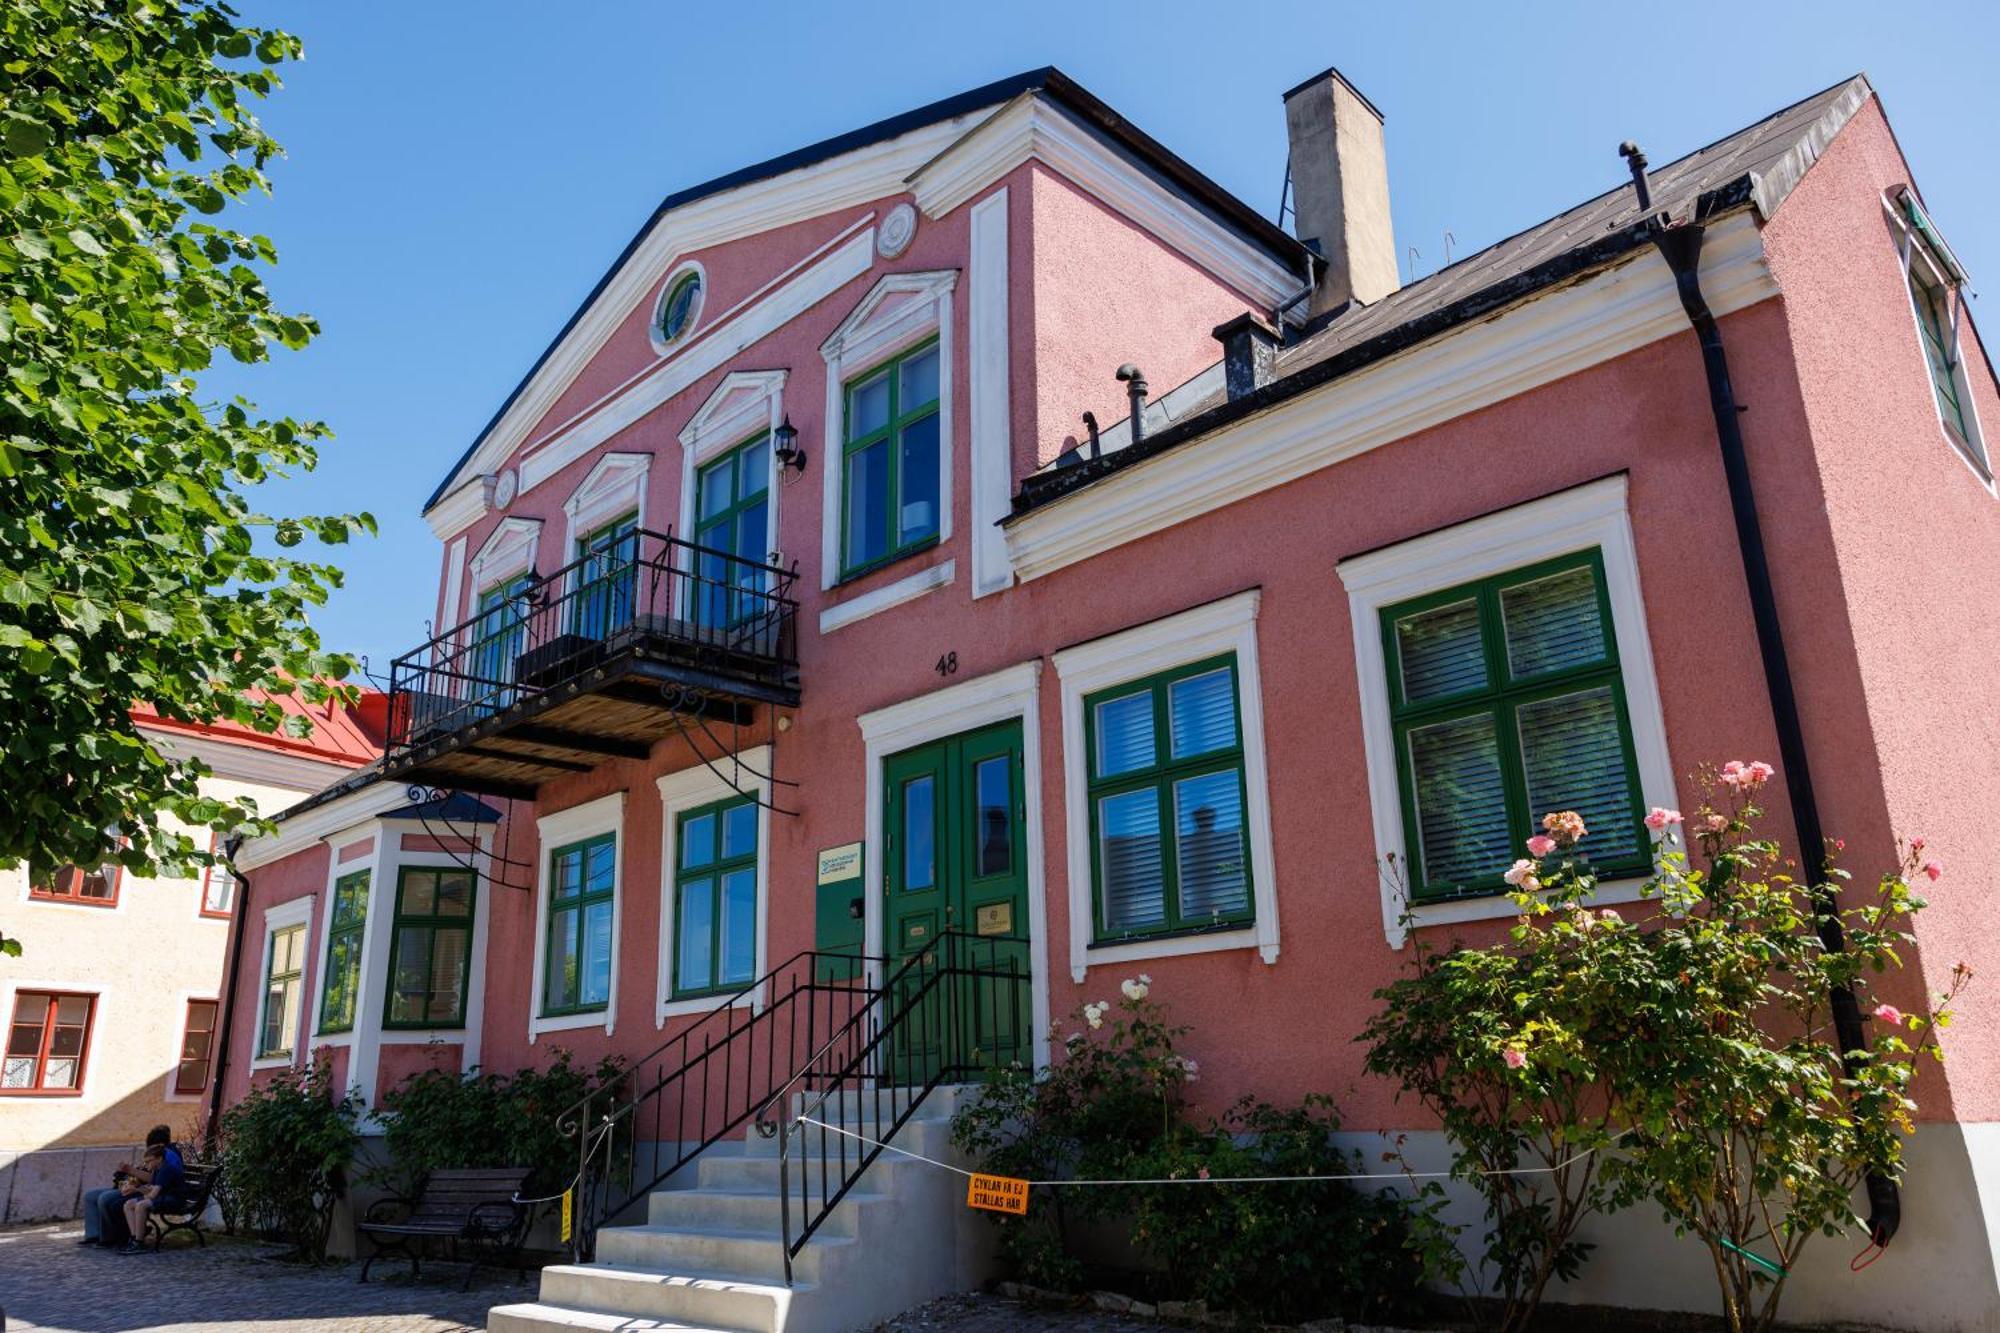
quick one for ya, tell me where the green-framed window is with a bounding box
[1381,549,1649,901]
[316,871,369,1034]
[658,268,702,344]
[572,513,638,640]
[544,832,616,1016]
[671,796,759,999]
[1084,653,1253,942]
[840,339,941,579]
[259,923,305,1058]
[693,434,771,627]
[1908,265,1976,450]
[385,867,476,1028]
[470,574,534,691]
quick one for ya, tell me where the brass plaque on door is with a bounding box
[975,902,1013,936]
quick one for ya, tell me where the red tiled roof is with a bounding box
[132,687,386,768]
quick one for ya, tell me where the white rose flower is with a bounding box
[1121,978,1150,1002]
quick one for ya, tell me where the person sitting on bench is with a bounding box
[117,1141,188,1254]
[81,1125,174,1249]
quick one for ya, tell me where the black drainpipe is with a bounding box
[1620,143,1899,1245]
[203,835,253,1153]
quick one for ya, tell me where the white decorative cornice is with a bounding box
[679,369,788,458]
[425,472,496,541]
[1004,210,1778,583]
[468,516,544,592]
[910,93,1300,315]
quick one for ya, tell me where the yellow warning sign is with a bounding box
[560,1188,573,1243]
[966,1173,1030,1215]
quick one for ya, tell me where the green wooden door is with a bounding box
[883,720,1031,1082]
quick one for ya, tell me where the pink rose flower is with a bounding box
[1526,834,1557,858]
[1924,861,1943,882]
[1502,859,1541,892]
[1874,1003,1905,1026]
[1503,1047,1528,1070]
[1911,837,1926,852]
[1644,807,1683,830]
[1721,760,1775,792]
[1701,813,1730,835]
[1541,810,1588,846]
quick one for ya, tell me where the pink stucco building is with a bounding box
[218,66,2000,1330]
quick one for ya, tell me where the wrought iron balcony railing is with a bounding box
[386,528,799,759]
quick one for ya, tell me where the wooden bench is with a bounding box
[144,1161,221,1251]
[357,1167,534,1289]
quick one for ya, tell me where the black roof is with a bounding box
[1012,74,1874,514]
[425,66,1313,513]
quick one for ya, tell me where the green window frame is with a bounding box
[572,512,638,640]
[471,574,534,689]
[658,268,703,344]
[316,871,369,1035]
[258,923,305,1059]
[693,433,772,627]
[839,338,942,580]
[671,796,760,1000]
[543,831,616,1016]
[1083,653,1255,943]
[1381,548,1650,902]
[384,866,477,1029]
[1908,265,1976,451]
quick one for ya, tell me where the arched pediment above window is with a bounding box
[469,516,544,590]
[820,270,957,371]
[564,452,652,547]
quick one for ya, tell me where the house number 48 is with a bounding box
[935,651,959,677]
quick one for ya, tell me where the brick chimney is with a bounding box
[1282,66,1398,318]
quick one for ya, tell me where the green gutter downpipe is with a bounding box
[1619,142,1899,1246]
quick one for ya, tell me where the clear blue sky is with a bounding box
[210,0,2000,678]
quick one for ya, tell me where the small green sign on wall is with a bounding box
[814,841,866,981]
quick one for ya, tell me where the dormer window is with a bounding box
[1889,188,1987,478]
[655,265,705,348]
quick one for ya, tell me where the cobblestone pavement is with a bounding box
[0,1221,521,1333]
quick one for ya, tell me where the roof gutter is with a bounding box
[1622,144,1899,1247]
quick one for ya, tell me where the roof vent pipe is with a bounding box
[1214,312,1282,401]
[1116,364,1149,444]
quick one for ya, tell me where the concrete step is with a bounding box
[646,1185,885,1233]
[694,1146,924,1194]
[487,1299,755,1333]
[592,1221,854,1282]
[529,1261,808,1332]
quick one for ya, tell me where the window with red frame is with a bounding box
[30,860,121,907]
[174,999,218,1094]
[199,832,234,918]
[3,992,96,1093]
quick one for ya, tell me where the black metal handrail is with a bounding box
[764,931,1031,1284]
[558,946,881,1262]
[387,528,799,751]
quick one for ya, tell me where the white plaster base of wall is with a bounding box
[1335,1121,2000,1332]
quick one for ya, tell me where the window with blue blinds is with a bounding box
[1083,654,1254,941]
[1382,550,1648,900]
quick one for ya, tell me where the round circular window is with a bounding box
[656,267,704,347]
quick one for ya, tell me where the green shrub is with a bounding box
[374,1048,626,1198]
[215,1053,359,1262]
[953,981,1447,1321]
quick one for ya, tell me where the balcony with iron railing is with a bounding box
[385,528,800,799]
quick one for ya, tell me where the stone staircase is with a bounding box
[488,1086,992,1333]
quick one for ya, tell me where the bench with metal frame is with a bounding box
[143,1162,221,1251]
[357,1166,533,1289]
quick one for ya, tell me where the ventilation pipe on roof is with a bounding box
[1282,66,1399,319]
[1621,141,1901,1250]
[1116,364,1149,444]
[1214,313,1282,401]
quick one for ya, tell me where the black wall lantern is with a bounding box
[772,415,806,474]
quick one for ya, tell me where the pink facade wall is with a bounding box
[217,842,330,1114]
[1024,164,1259,468]
[236,103,1997,1147]
[1761,99,2000,1121]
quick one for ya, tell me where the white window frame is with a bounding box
[251,894,316,1070]
[656,746,773,1024]
[818,269,957,593]
[306,831,378,1051]
[468,517,545,600]
[649,258,708,355]
[562,452,652,568]
[678,369,787,563]
[1050,591,1280,980]
[858,660,1050,1068]
[1337,475,1680,947]
[1883,189,1992,488]
[530,792,627,1042]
